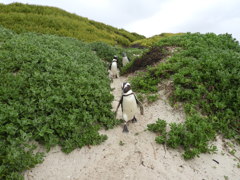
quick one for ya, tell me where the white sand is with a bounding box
[24,75,240,180]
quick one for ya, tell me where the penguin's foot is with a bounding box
[132,117,137,123]
[123,124,129,133]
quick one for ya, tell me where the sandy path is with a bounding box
[24,75,240,180]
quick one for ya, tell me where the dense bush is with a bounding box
[131,33,240,158]
[148,116,217,159]
[0,25,15,42]
[0,28,119,179]
[0,3,145,46]
[89,41,118,62]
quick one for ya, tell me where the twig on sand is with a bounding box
[151,142,157,160]
[163,143,167,158]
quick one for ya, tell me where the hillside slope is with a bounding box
[0,3,145,46]
[131,33,184,48]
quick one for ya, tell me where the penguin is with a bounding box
[109,55,118,78]
[115,82,144,132]
[122,52,129,67]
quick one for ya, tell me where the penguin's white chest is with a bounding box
[122,95,138,121]
[122,57,129,66]
[111,62,118,75]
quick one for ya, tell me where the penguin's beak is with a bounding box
[123,85,131,93]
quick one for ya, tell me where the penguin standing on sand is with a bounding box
[109,55,118,78]
[115,82,144,132]
[122,52,129,67]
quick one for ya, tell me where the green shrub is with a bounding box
[149,115,217,159]
[0,25,15,42]
[148,119,167,144]
[89,41,117,62]
[147,94,159,103]
[148,119,167,133]
[129,71,159,93]
[0,29,119,178]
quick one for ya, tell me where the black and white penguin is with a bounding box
[109,55,118,78]
[115,82,144,132]
[122,52,129,67]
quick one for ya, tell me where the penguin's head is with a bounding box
[122,82,131,93]
[122,52,127,57]
[113,55,118,60]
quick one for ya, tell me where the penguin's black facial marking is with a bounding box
[122,82,127,90]
[123,85,131,93]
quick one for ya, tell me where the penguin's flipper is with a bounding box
[123,124,129,133]
[115,96,123,116]
[134,94,144,115]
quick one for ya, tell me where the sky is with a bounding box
[1,0,240,41]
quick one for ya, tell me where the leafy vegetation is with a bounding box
[89,41,118,62]
[0,27,120,179]
[148,116,217,159]
[0,25,15,42]
[131,33,184,48]
[146,94,159,103]
[131,32,240,158]
[0,3,145,46]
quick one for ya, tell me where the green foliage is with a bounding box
[148,119,167,133]
[89,41,118,62]
[237,163,240,168]
[148,119,167,144]
[0,3,144,46]
[0,27,119,178]
[129,71,159,93]
[224,175,229,180]
[134,32,240,158]
[119,140,125,146]
[131,33,184,48]
[147,94,159,103]
[0,25,15,42]
[148,116,217,159]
